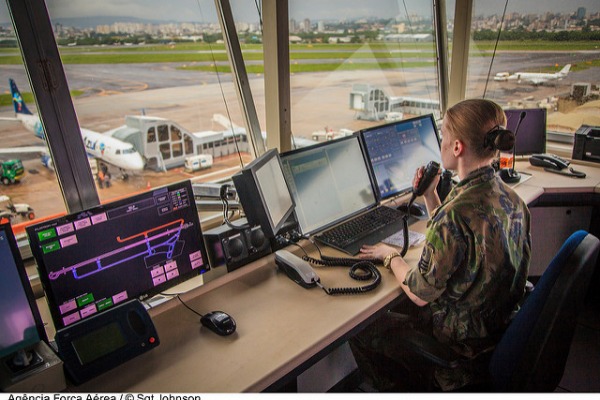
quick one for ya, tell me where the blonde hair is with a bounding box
[445,99,512,159]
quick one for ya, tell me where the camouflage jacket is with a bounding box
[405,165,531,352]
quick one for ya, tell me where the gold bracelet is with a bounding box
[383,251,402,270]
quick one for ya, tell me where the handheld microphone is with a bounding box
[499,111,526,184]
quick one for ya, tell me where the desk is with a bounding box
[68,160,600,392]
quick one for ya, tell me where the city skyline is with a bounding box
[2,1,600,26]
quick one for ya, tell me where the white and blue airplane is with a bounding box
[0,79,145,176]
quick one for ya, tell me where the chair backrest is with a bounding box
[489,230,600,391]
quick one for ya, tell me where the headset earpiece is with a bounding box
[483,125,515,152]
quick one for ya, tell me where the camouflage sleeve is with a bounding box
[404,213,468,303]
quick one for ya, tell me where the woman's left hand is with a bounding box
[358,243,398,261]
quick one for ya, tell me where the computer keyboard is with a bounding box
[316,206,405,255]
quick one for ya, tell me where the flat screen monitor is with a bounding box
[232,148,295,238]
[505,108,547,156]
[0,222,47,360]
[360,114,442,201]
[27,180,209,329]
[280,134,376,236]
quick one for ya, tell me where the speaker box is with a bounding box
[204,218,271,272]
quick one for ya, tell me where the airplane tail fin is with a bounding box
[9,78,33,116]
[559,64,571,75]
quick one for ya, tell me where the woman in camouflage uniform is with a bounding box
[351,98,531,391]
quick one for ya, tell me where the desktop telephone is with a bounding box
[529,153,586,178]
[529,153,570,170]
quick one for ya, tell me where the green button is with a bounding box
[41,241,60,254]
[37,228,56,242]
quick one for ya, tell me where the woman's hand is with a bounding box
[413,165,441,198]
[359,243,398,261]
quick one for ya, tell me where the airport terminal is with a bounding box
[1,0,600,393]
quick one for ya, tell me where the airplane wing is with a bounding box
[0,146,54,170]
[0,146,49,154]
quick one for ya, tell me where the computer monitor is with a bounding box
[505,108,547,156]
[0,222,47,362]
[280,134,377,236]
[27,180,209,329]
[360,114,442,201]
[232,148,295,238]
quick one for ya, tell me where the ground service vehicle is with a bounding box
[0,159,25,185]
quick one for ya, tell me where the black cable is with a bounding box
[161,292,204,318]
[220,184,250,230]
[483,0,509,98]
[253,0,263,35]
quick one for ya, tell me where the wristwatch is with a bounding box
[383,251,402,270]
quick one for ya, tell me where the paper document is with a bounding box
[383,229,426,248]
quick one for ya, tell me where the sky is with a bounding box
[2,0,600,25]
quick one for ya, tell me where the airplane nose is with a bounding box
[133,153,145,170]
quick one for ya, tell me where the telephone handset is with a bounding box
[529,153,570,170]
[275,250,382,295]
[275,250,320,288]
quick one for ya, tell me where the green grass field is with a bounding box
[1,41,598,66]
[0,90,83,107]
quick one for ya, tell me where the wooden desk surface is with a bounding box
[70,159,600,392]
[77,229,428,392]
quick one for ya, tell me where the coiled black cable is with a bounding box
[301,253,382,296]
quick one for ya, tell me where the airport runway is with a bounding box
[1,49,598,220]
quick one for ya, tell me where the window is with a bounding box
[147,127,156,143]
[170,125,182,142]
[0,30,67,225]
[3,0,252,231]
[461,1,600,141]
[158,125,169,142]
[172,142,183,158]
[288,1,441,139]
[160,143,171,160]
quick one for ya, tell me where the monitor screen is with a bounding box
[232,149,295,238]
[27,180,209,329]
[360,114,442,201]
[505,108,547,156]
[0,222,46,359]
[280,134,376,236]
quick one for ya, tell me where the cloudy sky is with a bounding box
[2,0,599,25]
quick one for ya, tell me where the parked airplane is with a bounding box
[495,64,571,86]
[0,79,145,177]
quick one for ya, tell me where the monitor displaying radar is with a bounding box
[27,180,209,329]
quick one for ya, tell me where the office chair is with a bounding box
[387,230,600,391]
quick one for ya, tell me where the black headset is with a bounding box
[483,125,515,152]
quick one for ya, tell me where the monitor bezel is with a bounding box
[280,133,379,236]
[0,222,48,359]
[505,108,547,156]
[359,113,442,202]
[26,180,209,330]
[235,148,296,238]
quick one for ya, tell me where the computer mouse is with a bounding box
[397,202,427,217]
[200,311,237,336]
